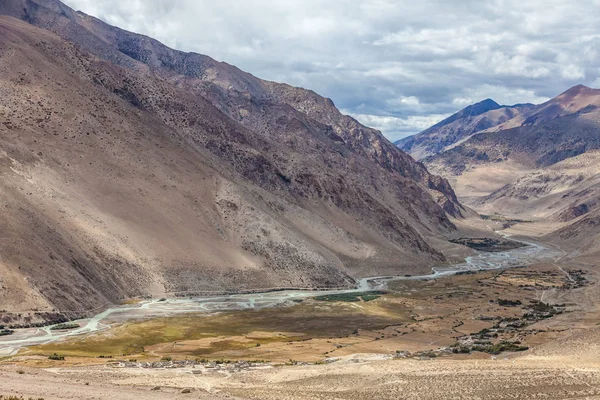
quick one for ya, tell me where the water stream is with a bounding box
[0,234,560,356]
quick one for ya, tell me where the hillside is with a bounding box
[396,99,533,160]
[416,85,600,256]
[424,85,600,199]
[471,151,600,220]
[0,3,464,322]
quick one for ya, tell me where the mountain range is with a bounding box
[395,99,534,160]
[399,84,600,259]
[0,0,465,321]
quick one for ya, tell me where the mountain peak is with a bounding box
[542,84,600,112]
[458,98,500,117]
[561,84,591,95]
[396,97,532,159]
[430,98,501,128]
[477,98,500,107]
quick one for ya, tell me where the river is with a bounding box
[0,234,561,356]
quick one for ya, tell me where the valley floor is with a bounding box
[2,218,600,399]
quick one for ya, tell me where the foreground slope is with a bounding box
[0,12,462,321]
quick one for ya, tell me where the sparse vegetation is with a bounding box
[450,237,526,252]
[476,341,529,354]
[48,353,64,361]
[523,300,562,320]
[480,214,532,225]
[313,291,386,302]
[50,323,80,331]
[498,299,522,307]
[452,339,529,355]
[0,329,14,336]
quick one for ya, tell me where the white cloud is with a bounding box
[61,0,600,140]
[344,111,450,141]
[561,65,586,80]
[452,97,474,107]
[461,85,551,106]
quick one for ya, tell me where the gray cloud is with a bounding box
[63,0,600,141]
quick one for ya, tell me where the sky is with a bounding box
[62,0,600,141]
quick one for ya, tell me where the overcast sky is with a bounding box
[62,0,600,141]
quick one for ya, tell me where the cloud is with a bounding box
[345,111,450,141]
[62,0,600,141]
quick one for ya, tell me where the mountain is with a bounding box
[408,84,600,263]
[471,151,600,220]
[0,1,464,322]
[426,85,600,181]
[419,85,600,239]
[486,84,600,132]
[396,99,534,160]
[549,207,600,259]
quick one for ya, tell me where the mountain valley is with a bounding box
[1,1,600,399]
[400,84,600,261]
[0,0,466,324]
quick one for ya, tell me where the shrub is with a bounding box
[50,323,79,331]
[498,299,522,307]
[476,341,529,354]
[313,291,386,302]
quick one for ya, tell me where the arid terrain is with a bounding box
[2,1,600,399]
[0,0,466,325]
[0,215,598,399]
[1,218,600,399]
[401,84,600,262]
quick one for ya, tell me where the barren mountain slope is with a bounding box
[472,151,600,220]
[547,208,600,258]
[487,84,600,132]
[425,86,600,205]
[0,14,463,321]
[396,98,533,160]
[0,0,463,218]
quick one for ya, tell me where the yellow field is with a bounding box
[22,265,575,364]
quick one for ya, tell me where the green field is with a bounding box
[313,291,386,302]
[27,297,410,359]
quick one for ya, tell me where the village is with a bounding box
[110,358,289,373]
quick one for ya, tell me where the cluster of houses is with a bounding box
[109,359,271,373]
